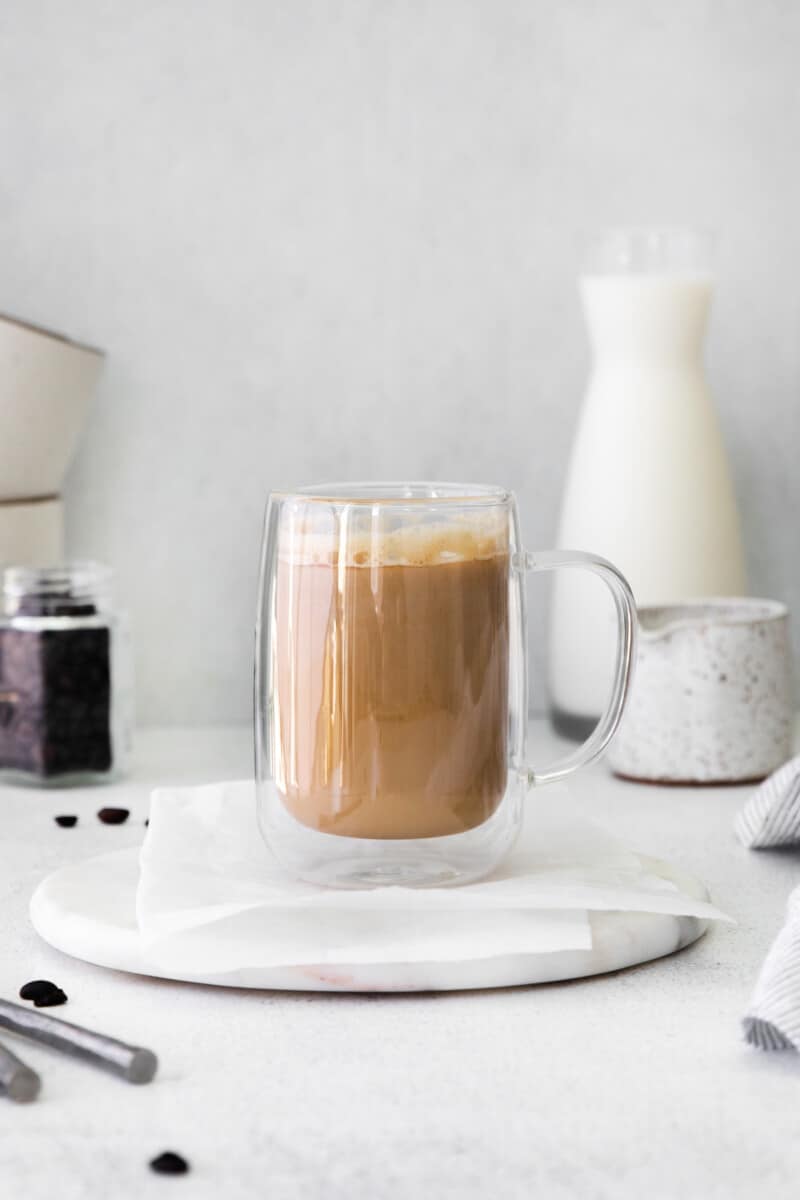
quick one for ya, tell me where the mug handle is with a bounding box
[519,549,637,786]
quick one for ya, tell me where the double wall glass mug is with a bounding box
[255,483,636,888]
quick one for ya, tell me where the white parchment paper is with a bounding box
[137,781,729,972]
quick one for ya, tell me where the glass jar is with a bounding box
[0,563,131,785]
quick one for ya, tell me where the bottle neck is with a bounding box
[581,273,712,364]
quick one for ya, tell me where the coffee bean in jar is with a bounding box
[0,564,131,784]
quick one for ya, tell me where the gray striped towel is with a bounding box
[736,756,800,1050]
[743,885,800,1051]
[735,755,800,849]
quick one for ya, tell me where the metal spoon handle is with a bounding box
[0,999,157,1084]
[0,1039,41,1102]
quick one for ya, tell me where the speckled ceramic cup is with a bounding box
[609,598,793,784]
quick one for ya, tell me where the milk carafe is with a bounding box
[549,228,746,737]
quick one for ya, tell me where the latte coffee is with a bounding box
[273,520,509,839]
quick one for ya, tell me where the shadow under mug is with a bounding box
[255,483,636,887]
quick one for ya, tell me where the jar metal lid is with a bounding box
[2,562,112,617]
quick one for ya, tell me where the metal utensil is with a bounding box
[0,1039,41,1102]
[0,999,157,1084]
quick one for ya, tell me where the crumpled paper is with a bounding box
[137,781,730,973]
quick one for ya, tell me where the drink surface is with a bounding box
[273,523,509,840]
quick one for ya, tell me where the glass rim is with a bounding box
[581,225,715,274]
[272,481,512,506]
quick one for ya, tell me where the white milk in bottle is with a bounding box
[549,229,746,735]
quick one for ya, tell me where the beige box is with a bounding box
[0,314,103,502]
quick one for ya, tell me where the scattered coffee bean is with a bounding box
[97,807,129,825]
[19,980,58,1002]
[144,819,149,827]
[149,1151,189,1176]
[34,987,68,1008]
[54,815,78,828]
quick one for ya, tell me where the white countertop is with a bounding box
[1,723,799,1200]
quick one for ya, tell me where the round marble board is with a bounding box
[30,848,709,993]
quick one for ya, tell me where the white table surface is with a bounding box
[1,722,798,1200]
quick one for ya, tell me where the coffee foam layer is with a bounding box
[277,515,509,567]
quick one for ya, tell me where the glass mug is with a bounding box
[255,483,636,888]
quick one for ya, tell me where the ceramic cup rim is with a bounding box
[638,596,788,639]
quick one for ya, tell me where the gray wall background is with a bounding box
[1,1,798,725]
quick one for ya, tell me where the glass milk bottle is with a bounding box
[549,228,746,737]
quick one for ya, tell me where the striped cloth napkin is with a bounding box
[735,755,800,849]
[742,887,800,1050]
[736,756,800,1051]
